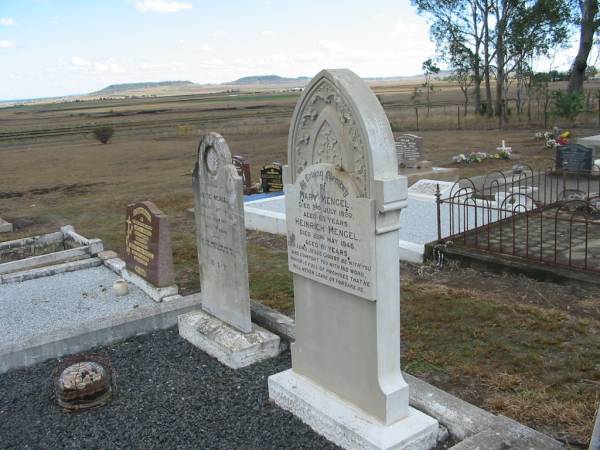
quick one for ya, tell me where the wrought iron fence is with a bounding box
[435,165,600,273]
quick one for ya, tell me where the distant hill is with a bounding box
[226,75,310,85]
[93,80,195,95]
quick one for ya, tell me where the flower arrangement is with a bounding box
[452,149,511,164]
[536,129,570,149]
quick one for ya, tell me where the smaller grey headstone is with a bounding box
[556,144,593,172]
[395,134,423,168]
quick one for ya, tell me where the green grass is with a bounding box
[247,243,294,315]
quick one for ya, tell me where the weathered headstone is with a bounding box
[179,132,279,369]
[556,144,593,172]
[395,133,423,168]
[232,155,257,195]
[268,70,438,449]
[125,201,175,288]
[260,163,283,192]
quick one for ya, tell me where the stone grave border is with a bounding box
[0,226,195,374]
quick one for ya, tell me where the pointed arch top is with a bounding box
[288,69,398,198]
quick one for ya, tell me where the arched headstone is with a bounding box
[180,133,279,369]
[269,70,438,448]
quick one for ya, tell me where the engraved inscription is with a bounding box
[286,163,376,300]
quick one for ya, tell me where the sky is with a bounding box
[0,0,580,101]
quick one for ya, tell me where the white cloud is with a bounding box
[0,40,15,48]
[138,61,187,71]
[71,56,91,66]
[200,44,213,51]
[318,40,345,52]
[261,30,277,36]
[135,0,192,13]
[0,17,16,26]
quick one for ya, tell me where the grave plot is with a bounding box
[435,164,600,280]
[0,224,200,374]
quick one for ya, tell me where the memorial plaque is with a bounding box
[395,134,423,168]
[260,163,283,192]
[556,144,593,172]
[232,155,257,195]
[286,164,376,300]
[124,201,174,288]
[193,133,252,333]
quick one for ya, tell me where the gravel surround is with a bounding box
[0,327,339,450]
[0,266,155,346]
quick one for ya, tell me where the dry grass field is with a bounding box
[1,81,599,447]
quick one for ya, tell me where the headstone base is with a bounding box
[269,369,439,450]
[121,268,178,302]
[178,310,280,369]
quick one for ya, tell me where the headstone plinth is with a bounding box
[182,132,279,369]
[268,69,438,449]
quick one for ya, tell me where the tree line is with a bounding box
[411,0,600,125]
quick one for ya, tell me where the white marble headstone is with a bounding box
[284,69,409,423]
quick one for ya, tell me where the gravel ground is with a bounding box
[0,266,155,346]
[0,327,339,450]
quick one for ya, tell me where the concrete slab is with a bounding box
[0,265,155,346]
[0,293,202,374]
[269,369,440,450]
[178,310,280,369]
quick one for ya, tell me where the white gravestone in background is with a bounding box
[269,70,439,449]
[179,132,279,369]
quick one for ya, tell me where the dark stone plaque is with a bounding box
[125,201,175,287]
[260,163,283,192]
[395,134,423,168]
[556,144,593,173]
[232,155,258,195]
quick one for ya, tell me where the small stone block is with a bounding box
[178,310,280,369]
[0,218,12,233]
[87,239,104,256]
[104,257,125,274]
[97,250,118,261]
[268,369,440,450]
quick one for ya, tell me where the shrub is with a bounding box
[93,126,115,144]
[551,91,584,121]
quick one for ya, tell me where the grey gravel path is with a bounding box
[0,266,155,346]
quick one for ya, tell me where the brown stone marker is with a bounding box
[232,155,258,195]
[124,201,175,287]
